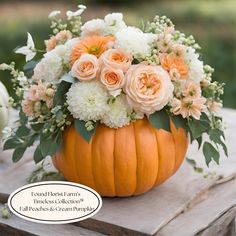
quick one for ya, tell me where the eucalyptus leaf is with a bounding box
[75,119,95,143]
[149,109,170,132]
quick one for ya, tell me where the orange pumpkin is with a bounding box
[53,117,188,197]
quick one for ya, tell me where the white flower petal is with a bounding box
[15,46,30,55]
[27,32,35,49]
[25,51,36,62]
[48,10,61,19]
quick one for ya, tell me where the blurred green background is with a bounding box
[0,0,235,108]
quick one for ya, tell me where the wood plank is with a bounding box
[0,108,236,236]
[0,204,105,236]
[156,178,236,236]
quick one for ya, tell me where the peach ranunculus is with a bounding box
[171,97,206,120]
[100,67,125,95]
[70,35,115,65]
[45,30,72,51]
[71,53,100,81]
[124,64,174,115]
[160,53,188,80]
[100,49,132,72]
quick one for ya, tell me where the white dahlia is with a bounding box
[115,27,156,58]
[103,13,127,35]
[101,95,132,128]
[33,50,63,82]
[184,47,205,83]
[67,81,109,121]
[81,19,105,37]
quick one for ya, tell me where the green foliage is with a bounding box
[75,119,96,143]
[149,109,170,132]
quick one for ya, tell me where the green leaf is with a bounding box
[209,129,228,157]
[3,138,21,150]
[171,115,188,131]
[196,136,203,149]
[60,73,76,84]
[203,142,220,166]
[186,158,197,167]
[53,81,71,106]
[23,60,38,77]
[19,109,28,125]
[40,138,59,157]
[31,122,44,132]
[149,109,170,132]
[75,119,95,143]
[12,146,27,163]
[16,125,30,137]
[33,145,45,164]
[188,116,210,139]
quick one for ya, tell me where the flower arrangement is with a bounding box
[1,5,227,168]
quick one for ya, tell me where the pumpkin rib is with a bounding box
[154,128,176,185]
[133,122,139,196]
[133,119,159,195]
[113,129,117,196]
[90,137,96,191]
[72,128,80,181]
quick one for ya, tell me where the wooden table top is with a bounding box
[0,108,236,236]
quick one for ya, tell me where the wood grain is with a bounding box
[0,108,236,236]
[0,204,105,236]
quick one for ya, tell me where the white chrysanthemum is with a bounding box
[184,47,205,83]
[103,13,127,35]
[33,50,63,82]
[81,19,105,37]
[101,95,132,128]
[53,38,80,64]
[115,27,156,58]
[67,81,109,121]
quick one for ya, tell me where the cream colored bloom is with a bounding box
[67,81,109,121]
[124,64,174,115]
[71,53,100,81]
[101,95,132,128]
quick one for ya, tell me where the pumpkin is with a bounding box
[53,117,188,197]
[0,82,9,134]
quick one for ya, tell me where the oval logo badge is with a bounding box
[8,181,102,224]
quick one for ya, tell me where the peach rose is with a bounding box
[71,53,100,81]
[100,49,132,72]
[100,67,125,94]
[124,64,174,115]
